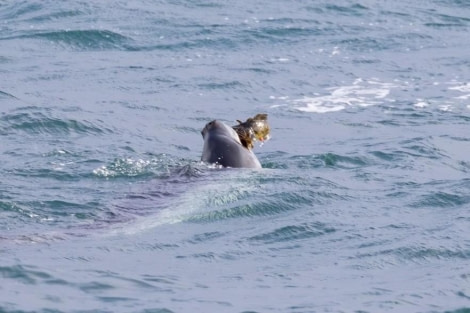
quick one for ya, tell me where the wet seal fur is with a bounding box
[201,120,262,168]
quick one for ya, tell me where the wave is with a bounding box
[0,264,56,285]
[0,110,111,136]
[186,196,304,223]
[449,82,470,100]
[0,90,18,99]
[0,2,42,20]
[355,244,470,263]
[0,1,84,23]
[2,29,132,51]
[0,2,132,50]
[263,152,372,170]
[315,3,369,16]
[248,222,335,244]
[413,191,470,208]
[243,25,326,43]
[409,178,470,209]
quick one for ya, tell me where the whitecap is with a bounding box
[288,79,395,113]
[414,99,429,108]
[449,83,470,93]
[439,104,452,112]
[449,82,470,100]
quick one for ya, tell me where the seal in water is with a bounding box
[201,120,262,168]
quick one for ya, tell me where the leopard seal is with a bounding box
[201,120,262,168]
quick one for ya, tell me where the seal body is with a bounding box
[201,120,262,168]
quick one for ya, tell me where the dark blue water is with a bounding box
[1,1,470,312]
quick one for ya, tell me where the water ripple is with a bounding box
[0,264,53,285]
[1,0,470,312]
[0,2,42,20]
[0,111,111,136]
[3,29,132,51]
[249,222,335,244]
[412,191,470,208]
[92,155,187,179]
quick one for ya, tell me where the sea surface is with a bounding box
[1,1,470,312]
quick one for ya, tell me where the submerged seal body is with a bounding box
[201,120,262,168]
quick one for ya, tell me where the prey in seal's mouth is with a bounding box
[232,113,270,150]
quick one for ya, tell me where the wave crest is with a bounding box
[0,111,109,136]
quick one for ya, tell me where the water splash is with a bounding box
[92,155,181,178]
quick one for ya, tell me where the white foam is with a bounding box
[269,95,289,100]
[93,158,152,178]
[269,57,290,63]
[331,46,340,56]
[456,94,470,100]
[414,99,429,108]
[272,79,470,113]
[289,79,395,113]
[449,82,470,100]
[439,104,452,112]
[449,83,470,93]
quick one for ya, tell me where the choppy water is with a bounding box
[1,1,470,312]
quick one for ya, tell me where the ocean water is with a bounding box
[1,0,470,312]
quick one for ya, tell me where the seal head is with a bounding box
[201,120,262,168]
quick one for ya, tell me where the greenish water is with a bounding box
[1,1,470,312]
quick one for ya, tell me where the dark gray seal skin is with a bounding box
[201,120,262,168]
